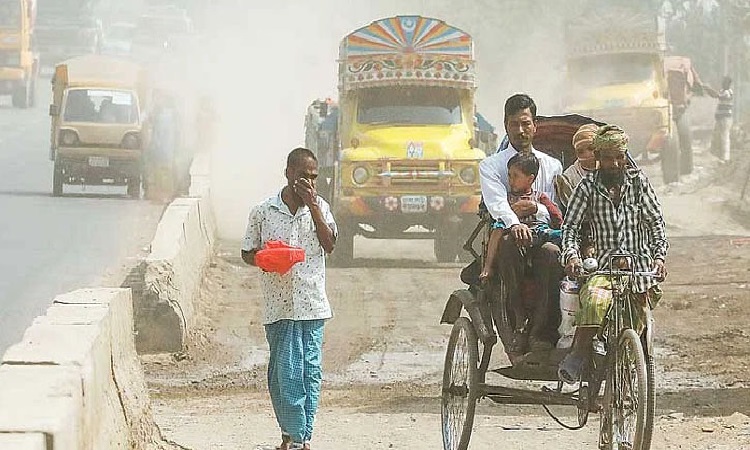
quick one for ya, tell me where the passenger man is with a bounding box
[479,94,563,353]
[241,148,337,450]
[558,125,669,384]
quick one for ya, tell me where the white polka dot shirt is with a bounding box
[242,192,337,325]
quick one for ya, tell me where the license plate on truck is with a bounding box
[88,156,109,167]
[400,195,427,213]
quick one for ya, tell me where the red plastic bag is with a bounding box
[255,240,305,275]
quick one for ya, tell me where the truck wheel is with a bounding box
[676,112,693,176]
[52,163,64,196]
[660,136,680,185]
[434,227,459,263]
[28,78,36,108]
[127,176,142,199]
[12,85,29,109]
[328,224,354,267]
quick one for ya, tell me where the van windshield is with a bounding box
[357,86,462,125]
[63,89,139,124]
[0,0,21,29]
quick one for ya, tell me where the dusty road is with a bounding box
[0,86,164,354]
[145,144,750,449]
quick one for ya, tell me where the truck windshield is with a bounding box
[569,54,656,87]
[63,89,139,124]
[0,0,21,28]
[357,87,462,125]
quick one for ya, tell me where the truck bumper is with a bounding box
[56,147,142,185]
[334,194,481,238]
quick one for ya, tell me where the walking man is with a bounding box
[707,76,734,161]
[241,147,337,450]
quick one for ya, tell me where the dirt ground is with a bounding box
[143,142,750,449]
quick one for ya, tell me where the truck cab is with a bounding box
[49,55,146,197]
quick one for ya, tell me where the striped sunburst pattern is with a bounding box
[339,16,476,90]
[344,16,473,60]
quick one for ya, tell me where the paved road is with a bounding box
[0,81,164,355]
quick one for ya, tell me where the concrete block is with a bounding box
[3,312,128,450]
[53,289,163,450]
[0,433,47,450]
[0,365,83,449]
[140,194,216,353]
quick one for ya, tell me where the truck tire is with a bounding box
[434,226,460,263]
[676,112,693,176]
[660,136,680,185]
[28,78,36,108]
[12,85,29,109]
[52,162,64,196]
[328,223,354,267]
[127,176,141,199]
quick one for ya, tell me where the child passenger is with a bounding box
[480,153,563,283]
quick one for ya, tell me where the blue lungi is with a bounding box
[264,319,325,444]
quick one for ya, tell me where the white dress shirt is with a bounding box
[479,144,562,226]
[242,192,337,325]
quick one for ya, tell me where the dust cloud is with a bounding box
[196,1,568,239]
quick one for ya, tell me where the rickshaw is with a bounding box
[440,115,659,450]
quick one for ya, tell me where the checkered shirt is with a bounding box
[561,168,669,293]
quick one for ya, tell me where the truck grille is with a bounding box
[378,160,453,185]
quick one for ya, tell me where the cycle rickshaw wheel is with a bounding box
[599,329,648,450]
[642,351,656,450]
[441,317,480,450]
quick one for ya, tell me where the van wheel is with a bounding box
[52,163,64,196]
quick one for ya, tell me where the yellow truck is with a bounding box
[49,55,147,197]
[563,6,679,182]
[0,0,39,108]
[306,16,486,264]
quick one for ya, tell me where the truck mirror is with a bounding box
[49,104,58,116]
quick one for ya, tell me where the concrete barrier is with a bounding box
[0,289,176,450]
[136,153,216,353]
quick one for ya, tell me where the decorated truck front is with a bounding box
[330,16,485,264]
[563,7,673,167]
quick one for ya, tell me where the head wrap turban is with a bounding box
[572,123,599,151]
[592,124,629,154]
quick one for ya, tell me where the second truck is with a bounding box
[0,0,39,108]
[305,16,486,264]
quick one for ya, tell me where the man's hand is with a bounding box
[294,178,317,207]
[509,223,533,248]
[653,259,667,281]
[510,199,537,218]
[565,256,583,278]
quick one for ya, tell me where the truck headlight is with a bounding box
[121,133,140,149]
[352,166,369,185]
[459,167,476,184]
[59,130,79,146]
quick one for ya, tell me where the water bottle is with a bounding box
[557,278,579,349]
